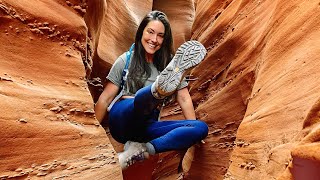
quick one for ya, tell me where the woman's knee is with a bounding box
[194,120,209,138]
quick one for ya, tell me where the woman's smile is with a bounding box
[141,20,165,58]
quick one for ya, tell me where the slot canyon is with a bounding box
[0,0,320,179]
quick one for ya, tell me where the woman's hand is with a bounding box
[176,87,196,120]
[94,81,120,123]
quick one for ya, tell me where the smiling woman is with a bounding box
[94,10,208,170]
[128,11,174,92]
[141,20,165,60]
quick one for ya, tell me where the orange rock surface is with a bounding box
[1,0,320,179]
[0,0,121,179]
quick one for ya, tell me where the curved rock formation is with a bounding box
[0,0,121,179]
[189,0,320,179]
[1,0,319,179]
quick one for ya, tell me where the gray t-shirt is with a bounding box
[107,52,188,96]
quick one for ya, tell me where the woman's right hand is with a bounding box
[94,81,120,123]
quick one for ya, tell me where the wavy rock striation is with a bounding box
[0,0,121,179]
[1,0,319,179]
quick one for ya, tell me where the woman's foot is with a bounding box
[118,141,150,170]
[152,40,207,99]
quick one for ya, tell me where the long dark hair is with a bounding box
[128,10,174,92]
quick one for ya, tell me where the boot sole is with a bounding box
[156,40,207,96]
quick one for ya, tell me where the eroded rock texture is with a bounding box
[189,0,320,179]
[0,0,121,179]
[1,0,320,179]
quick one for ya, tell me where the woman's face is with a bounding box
[141,20,165,56]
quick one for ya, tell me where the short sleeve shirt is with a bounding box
[107,52,188,96]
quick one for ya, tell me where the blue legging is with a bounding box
[108,85,208,153]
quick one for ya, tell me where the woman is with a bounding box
[95,10,208,170]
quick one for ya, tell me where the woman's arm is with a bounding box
[176,87,196,120]
[94,81,120,123]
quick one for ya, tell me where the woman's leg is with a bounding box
[143,120,209,153]
[116,116,208,170]
[109,85,162,144]
[134,84,162,118]
[109,85,163,170]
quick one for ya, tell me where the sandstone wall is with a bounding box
[1,0,319,179]
[0,0,122,179]
[189,0,320,179]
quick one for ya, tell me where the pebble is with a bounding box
[18,118,28,123]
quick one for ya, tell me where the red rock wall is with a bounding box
[189,0,320,179]
[1,0,320,179]
[0,0,122,179]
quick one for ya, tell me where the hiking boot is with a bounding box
[118,141,150,170]
[152,40,207,98]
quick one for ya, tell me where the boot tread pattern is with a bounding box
[156,40,207,95]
